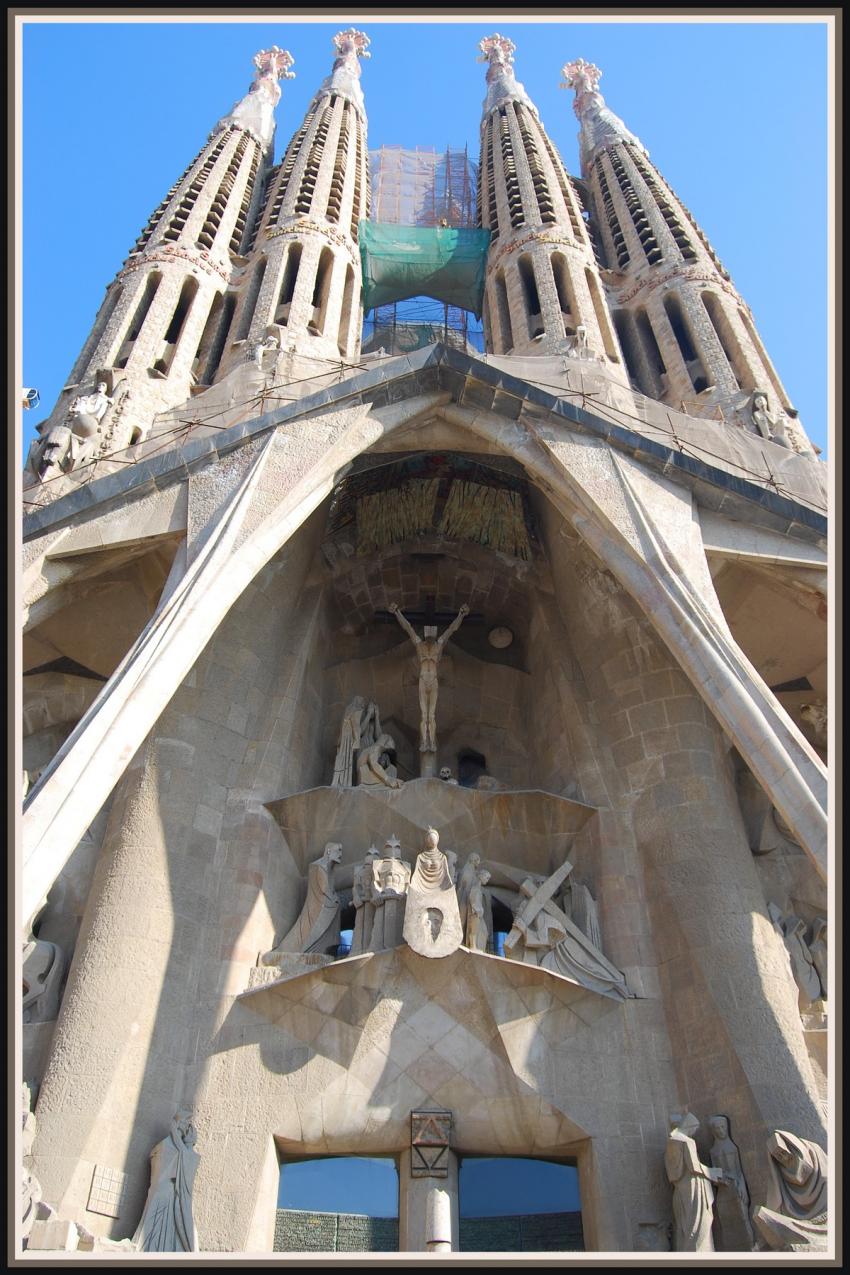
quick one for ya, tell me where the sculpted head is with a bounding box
[424,827,440,852]
[708,1115,729,1141]
[439,767,453,781]
[669,1110,699,1138]
[325,842,343,864]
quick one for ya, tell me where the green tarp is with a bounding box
[359,222,491,317]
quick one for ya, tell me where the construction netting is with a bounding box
[359,222,491,316]
[370,145,478,228]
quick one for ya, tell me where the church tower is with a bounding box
[562,58,816,457]
[477,33,627,381]
[31,46,294,460]
[226,28,371,366]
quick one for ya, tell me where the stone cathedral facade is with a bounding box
[21,31,828,1255]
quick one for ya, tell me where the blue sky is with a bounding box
[21,17,830,456]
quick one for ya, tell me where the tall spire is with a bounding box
[24,46,293,494]
[561,58,816,456]
[560,59,646,174]
[475,34,629,376]
[227,29,371,366]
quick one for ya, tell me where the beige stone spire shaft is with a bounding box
[477,34,628,377]
[226,28,371,366]
[25,47,293,496]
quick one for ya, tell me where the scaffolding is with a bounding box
[363,146,485,356]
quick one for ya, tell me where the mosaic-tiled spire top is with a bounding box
[561,58,647,173]
[478,33,538,117]
[219,45,295,149]
[317,27,371,116]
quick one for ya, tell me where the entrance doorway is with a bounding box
[275,1156,399,1252]
[458,1156,583,1251]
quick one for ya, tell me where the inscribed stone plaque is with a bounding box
[87,1164,129,1218]
[411,1109,452,1178]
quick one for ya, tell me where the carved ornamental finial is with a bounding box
[478,33,517,74]
[561,58,603,117]
[253,45,296,84]
[333,28,371,67]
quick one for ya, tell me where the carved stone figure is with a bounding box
[264,843,342,959]
[752,1131,827,1251]
[708,1114,755,1250]
[370,836,411,951]
[69,382,113,432]
[350,845,379,956]
[464,867,491,951]
[665,1111,723,1251]
[750,389,790,448]
[809,918,827,997]
[800,702,827,747]
[132,1110,200,1252]
[357,734,403,788]
[251,332,280,370]
[403,828,464,958]
[504,867,631,1000]
[768,903,821,1005]
[332,696,381,787]
[22,937,64,1024]
[389,602,469,753]
[439,767,458,784]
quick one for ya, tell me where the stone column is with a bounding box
[397,1150,459,1253]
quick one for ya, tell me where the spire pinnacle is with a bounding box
[323,28,370,114]
[477,33,537,118]
[560,57,646,168]
[220,45,295,148]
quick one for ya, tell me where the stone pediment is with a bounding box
[264,778,597,878]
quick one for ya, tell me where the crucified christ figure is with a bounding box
[389,602,469,753]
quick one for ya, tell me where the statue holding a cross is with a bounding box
[389,601,469,761]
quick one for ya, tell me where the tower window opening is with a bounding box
[585,269,619,361]
[193,291,236,384]
[662,292,711,391]
[518,255,544,339]
[276,243,302,325]
[327,106,351,226]
[337,264,356,356]
[310,247,335,336]
[236,256,268,340]
[551,252,577,337]
[635,308,666,381]
[609,151,663,265]
[113,272,161,369]
[150,276,199,377]
[197,134,249,251]
[514,104,556,225]
[612,310,651,395]
[494,272,513,351]
[627,145,697,261]
[701,291,752,391]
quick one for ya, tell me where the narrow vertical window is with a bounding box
[114,272,162,369]
[337,265,355,355]
[518,255,543,339]
[702,291,751,391]
[151,276,199,377]
[310,247,335,336]
[585,269,618,361]
[276,243,302,324]
[236,256,268,340]
[495,272,513,351]
[551,253,577,337]
[662,293,710,392]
